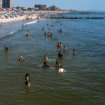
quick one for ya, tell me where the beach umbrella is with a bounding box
[3,12,6,14]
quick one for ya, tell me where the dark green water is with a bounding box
[0,18,105,105]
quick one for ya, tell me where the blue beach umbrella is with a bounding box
[3,12,6,14]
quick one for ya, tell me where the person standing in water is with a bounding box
[44,55,48,61]
[73,49,77,54]
[44,32,46,36]
[5,43,8,51]
[60,43,62,48]
[26,31,28,36]
[57,43,60,47]
[25,74,31,86]
[63,46,67,52]
[56,60,60,67]
[49,27,50,30]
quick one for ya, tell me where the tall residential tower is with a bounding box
[0,0,13,9]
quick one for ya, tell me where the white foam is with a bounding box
[9,31,16,34]
[24,20,38,25]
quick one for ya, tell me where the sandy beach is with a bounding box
[0,14,38,23]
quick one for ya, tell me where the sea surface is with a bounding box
[0,14,105,105]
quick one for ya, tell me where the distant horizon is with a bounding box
[13,0,105,11]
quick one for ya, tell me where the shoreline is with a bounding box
[0,15,38,24]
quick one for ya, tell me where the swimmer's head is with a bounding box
[26,74,29,77]
[43,62,46,64]
[5,43,7,45]
[60,66,62,68]
[73,49,75,51]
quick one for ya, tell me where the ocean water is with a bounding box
[0,15,105,105]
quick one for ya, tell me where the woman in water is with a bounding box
[44,55,48,61]
[56,60,60,67]
[25,74,31,86]
[58,66,67,73]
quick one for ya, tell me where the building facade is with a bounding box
[0,0,13,8]
[35,4,46,10]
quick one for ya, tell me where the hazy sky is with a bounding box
[13,0,105,11]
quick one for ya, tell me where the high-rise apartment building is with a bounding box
[0,0,13,8]
[35,4,46,10]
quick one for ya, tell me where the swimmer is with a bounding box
[18,55,24,61]
[66,33,68,35]
[30,35,32,38]
[57,43,60,47]
[26,31,28,36]
[48,32,50,36]
[60,29,62,32]
[47,23,48,26]
[42,26,44,31]
[60,43,62,48]
[58,66,67,73]
[56,60,60,67]
[53,37,58,40]
[25,74,31,86]
[63,46,67,52]
[58,51,63,58]
[5,43,8,51]
[50,33,52,37]
[73,49,77,54]
[22,24,24,27]
[49,27,50,30]
[39,62,50,68]
[44,55,48,61]
[44,32,46,36]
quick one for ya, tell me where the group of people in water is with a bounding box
[4,19,77,87]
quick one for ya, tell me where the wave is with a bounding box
[9,31,16,35]
[24,20,38,25]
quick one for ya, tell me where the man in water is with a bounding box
[5,43,8,51]
[63,46,67,52]
[26,31,28,36]
[25,74,31,86]
[58,66,67,73]
[44,32,46,36]
[73,49,77,54]
[58,51,63,58]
